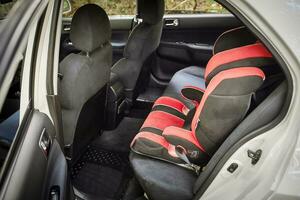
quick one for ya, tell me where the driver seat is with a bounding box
[111,0,165,103]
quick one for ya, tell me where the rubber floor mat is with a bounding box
[71,145,133,199]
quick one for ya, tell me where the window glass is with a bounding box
[165,0,228,14]
[0,0,23,169]
[63,0,137,18]
[0,58,23,168]
[0,0,17,19]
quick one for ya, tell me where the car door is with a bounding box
[150,1,242,84]
[0,0,70,199]
[60,0,136,64]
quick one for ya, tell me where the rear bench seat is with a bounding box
[129,27,279,200]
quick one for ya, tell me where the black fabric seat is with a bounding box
[111,0,165,102]
[130,81,286,200]
[130,153,197,200]
[59,4,112,158]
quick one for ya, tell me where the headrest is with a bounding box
[138,0,165,25]
[205,43,274,85]
[70,4,111,53]
[213,26,257,55]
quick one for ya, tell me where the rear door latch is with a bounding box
[247,149,262,165]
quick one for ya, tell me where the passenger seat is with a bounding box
[59,4,112,158]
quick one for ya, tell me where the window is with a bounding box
[63,0,227,18]
[0,0,17,19]
[0,54,23,168]
[165,0,228,14]
[63,0,137,18]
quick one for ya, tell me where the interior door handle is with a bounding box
[49,186,60,200]
[165,19,179,27]
[63,24,71,32]
[39,128,52,157]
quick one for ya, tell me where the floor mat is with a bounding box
[71,117,144,200]
[71,117,144,199]
[71,145,133,199]
[94,117,144,152]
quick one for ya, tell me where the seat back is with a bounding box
[191,43,273,156]
[59,4,112,158]
[213,26,257,54]
[111,0,165,101]
[192,67,265,156]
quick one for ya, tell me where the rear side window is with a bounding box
[63,0,137,18]
[165,0,228,14]
[0,55,23,169]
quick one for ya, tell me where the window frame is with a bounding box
[0,0,48,187]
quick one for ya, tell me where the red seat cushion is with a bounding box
[141,110,185,133]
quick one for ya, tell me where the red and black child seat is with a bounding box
[130,41,273,167]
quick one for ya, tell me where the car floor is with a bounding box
[71,116,145,200]
[136,86,163,103]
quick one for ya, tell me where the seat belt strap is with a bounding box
[175,146,201,175]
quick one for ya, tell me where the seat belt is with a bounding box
[175,146,201,175]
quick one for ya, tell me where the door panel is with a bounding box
[0,1,70,199]
[151,14,242,82]
[60,16,133,63]
[1,111,69,200]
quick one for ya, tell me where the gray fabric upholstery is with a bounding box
[60,46,112,146]
[138,0,165,25]
[111,0,164,100]
[60,5,112,150]
[163,66,205,109]
[70,4,111,53]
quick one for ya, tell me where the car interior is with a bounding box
[0,0,288,199]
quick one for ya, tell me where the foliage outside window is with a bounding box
[63,0,228,18]
[0,0,17,19]
[165,0,228,14]
[63,0,137,17]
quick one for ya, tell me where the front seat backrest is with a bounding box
[111,0,165,101]
[59,4,112,158]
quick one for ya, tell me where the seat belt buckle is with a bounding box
[175,146,201,175]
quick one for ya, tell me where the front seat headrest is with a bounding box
[70,4,111,53]
[138,0,165,25]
